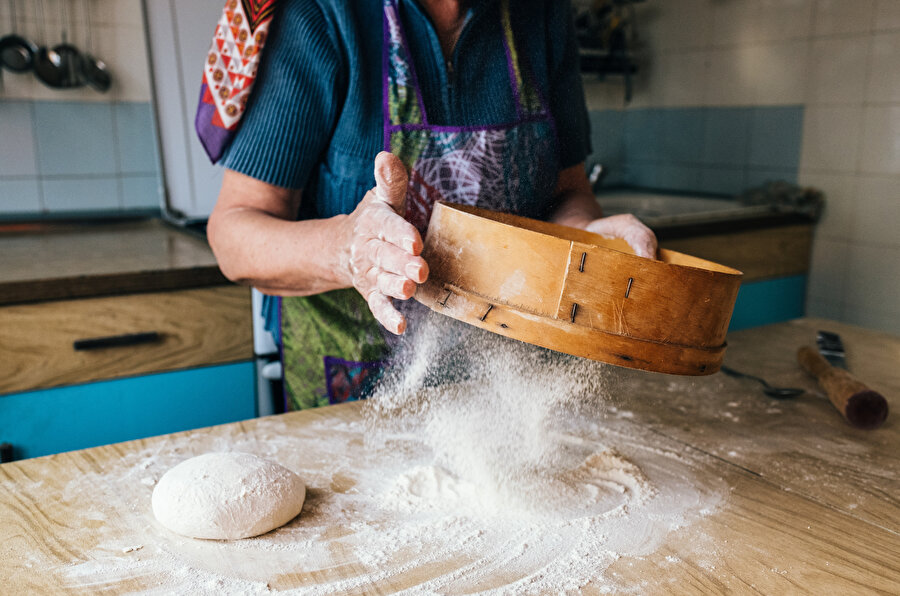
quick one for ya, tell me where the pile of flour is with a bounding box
[368,313,645,518]
[57,313,722,594]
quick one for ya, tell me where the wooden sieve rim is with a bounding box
[439,202,743,277]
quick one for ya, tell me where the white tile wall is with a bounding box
[867,32,900,101]
[747,40,810,104]
[704,47,757,105]
[1,0,161,218]
[859,106,900,174]
[584,0,900,335]
[852,176,900,247]
[797,171,857,240]
[642,0,714,51]
[814,0,876,36]
[844,244,900,313]
[875,0,900,30]
[711,0,762,46]
[806,237,850,302]
[799,106,864,172]
[808,37,869,105]
[0,0,151,102]
[657,51,709,107]
[757,0,814,43]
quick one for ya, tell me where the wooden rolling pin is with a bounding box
[797,346,889,430]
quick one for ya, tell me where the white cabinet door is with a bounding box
[144,0,225,220]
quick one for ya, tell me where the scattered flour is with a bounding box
[53,312,722,594]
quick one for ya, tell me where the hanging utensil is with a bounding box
[33,0,65,87]
[79,0,109,91]
[0,0,38,72]
[33,0,83,88]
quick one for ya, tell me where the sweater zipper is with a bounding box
[446,59,455,90]
[445,6,479,114]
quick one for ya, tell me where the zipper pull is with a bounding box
[446,59,454,87]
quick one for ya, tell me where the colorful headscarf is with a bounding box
[196,0,278,163]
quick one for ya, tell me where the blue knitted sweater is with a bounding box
[222,0,591,219]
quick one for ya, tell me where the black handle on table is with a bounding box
[73,331,162,351]
[0,443,14,464]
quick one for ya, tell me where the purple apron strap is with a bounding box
[383,0,430,135]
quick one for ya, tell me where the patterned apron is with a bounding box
[279,0,559,410]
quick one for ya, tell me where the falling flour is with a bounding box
[55,312,722,594]
[368,314,655,522]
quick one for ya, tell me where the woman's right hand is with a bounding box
[339,151,429,335]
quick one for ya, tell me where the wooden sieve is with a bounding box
[414,202,743,376]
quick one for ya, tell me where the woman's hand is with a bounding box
[583,214,657,259]
[209,152,425,334]
[550,163,658,259]
[338,152,429,335]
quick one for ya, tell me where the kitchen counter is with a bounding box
[0,218,226,306]
[0,200,812,305]
[595,188,817,239]
[1,318,896,593]
[0,218,255,461]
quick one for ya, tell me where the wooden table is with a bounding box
[1,318,898,594]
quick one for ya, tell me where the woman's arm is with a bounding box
[549,162,603,229]
[208,170,344,295]
[550,163,658,259]
[208,153,428,334]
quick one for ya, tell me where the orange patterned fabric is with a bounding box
[197,0,278,161]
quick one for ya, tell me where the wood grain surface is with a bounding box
[0,286,253,394]
[0,318,897,594]
[608,318,900,533]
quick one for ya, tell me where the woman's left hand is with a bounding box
[583,214,657,259]
[551,164,658,259]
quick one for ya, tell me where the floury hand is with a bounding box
[339,152,429,335]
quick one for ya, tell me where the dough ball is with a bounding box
[152,452,306,540]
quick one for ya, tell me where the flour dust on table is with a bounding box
[368,313,651,520]
[56,313,723,594]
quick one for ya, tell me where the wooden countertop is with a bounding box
[0,219,226,306]
[1,318,897,593]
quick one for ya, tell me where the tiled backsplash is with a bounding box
[0,0,150,103]
[0,100,161,215]
[583,0,900,335]
[589,106,803,195]
[0,0,160,217]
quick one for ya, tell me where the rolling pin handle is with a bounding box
[797,346,889,430]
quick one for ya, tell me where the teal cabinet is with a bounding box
[729,275,807,331]
[0,361,256,461]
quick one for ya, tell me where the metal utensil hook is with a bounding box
[80,0,93,53]
[36,0,47,44]
[81,0,94,54]
[60,0,70,45]
[78,0,110,91]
